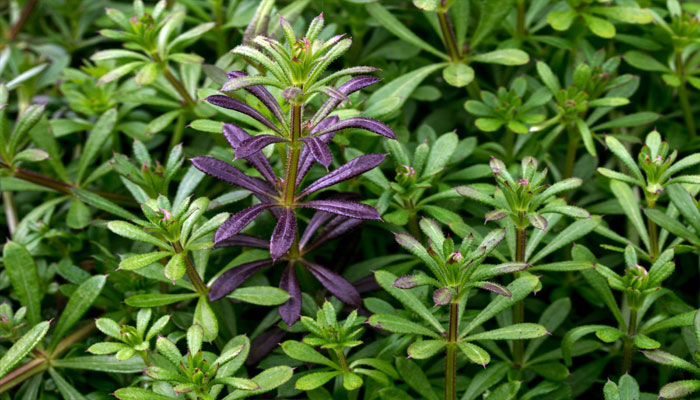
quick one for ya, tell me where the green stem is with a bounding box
[512,226,526,370]
[168,113,187,151]
[515,0,526,39]
[675,52,696,139]
[172,241,208,296]
[335,349,350,373]
[211,0,227,56]
[646,198,659,261]
[621,308,638,374]
[505,128,515,163]
[437,8,460,61]
[445,301,459,400]
[162,67,196,109]
[563,126,580,179]
[2,191,18,235]
[284,104,303,206]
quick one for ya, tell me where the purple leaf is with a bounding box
[301,260,361,307]
[191,156,275,197]
[353,275,380,293]
[296,117,339,185]
[215,203,275,244]
[312,76,381,125]
[433,287,452,306]
[279,263,302,326]
[476,282,512,298]
[311,115,340,134]
[299,200,380,220]
[299,210,335,250]
[213,234,269,249]
[208,259,272,301]
[300,136,332,168]
[322,86,350,102]
[313,117,396,139]
[394,275,419,289]
[270,208,296,261]
[227,71,285,124]
[308,216,363,250]
[298,153,387,198]
[246,327,286,366]
[206,95,281,133]
[236,134,288,159]
[222,124,277,185]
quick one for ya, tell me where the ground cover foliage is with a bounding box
[2,0,700,399]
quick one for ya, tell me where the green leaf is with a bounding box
[73,188,139,221]
[194,296,217,342]
[618,374,640,400]
[575,118,596,156]
[464,323,547,341]
[611,181,651,249]
[659,380,700,399]
[108,220,170,249]
[66,199,91,229]
[168,22,216,52]
[471,0,514,47]
[222,366,294,400]
[97,61,145,85]
[623,51,669,72]
[365,63,446,118]
[442,63,475,88]
[424,131,459,176]
[76,108,117,184]
[0,321,50,378]
[597,168,642,186]
[604,379,620,400]
[583,14,615,38]
[146,109,182,135]
[12,148,49,163]
[645,208,700,246]
[461,362,509,400]
[593,112,658,131]
[396,357,440,400]
[295,371,341,391]
[8,104,45,156]
[114,388,177,400]
[588,97,630,108]
[529,217,599,264]
[48,368,88,400]
[591,6,652,24]
[562,324,610,365]
[457,342,491,366]
[125,292,199,307]
[164,253,186,281]
[374,270,445,335]
[53,355,146,373]
[548,9,577,31]
[120,251,172,271]
[668,184,700,232]
[2,241,42,325]
[642,350,700,374]
[407,340,446,359]
[484,381,521,400]
[368,314,441,338]
[134,62,159,86]
[229,286,290,305]
[50,275,106,348]
[281,340,337,368]
[365,3,448,59]
[91,49,149,62]
[471,49,529,66]
[460,274,540,337]
[536,61,560,93]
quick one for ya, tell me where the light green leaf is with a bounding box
[108,220,171,249]
[76,108,117,184]
[365,63,446,118]
[281,340,337,368]
[368,314,441,339]
[120,251,172,271]
[194,296,218,342]
[471,49,529,66]
[2,241,42,325]
[407,340,446,359]
[0,321,50,378]
[50,275,106,348]
[442,63,474,87]
[464,323,547,341]
[229,286,290,306]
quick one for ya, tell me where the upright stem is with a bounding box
[437,8,460,61]
[7,0,39,40]
[445,301,459,400]
[162,67,196,109]
[172,242,208,295]
[515,0,526,39]
[675,52,696,139]
[512,226,527,370]
[168,113,187,151]
[563,126,580,179]
[3,191,18,235]
[646,198,659,261]
[283,104,303,206]
[621,308,638,374]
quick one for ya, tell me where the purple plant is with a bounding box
[191,14,396,325]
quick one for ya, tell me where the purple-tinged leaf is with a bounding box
[312,76,381,125]
[299,210,335,249]
[227,71,285,124]
[279,263,302,326]
[321,86,350,102]
[433,287,452,306]
[308,216,363,250]
[302,260,361,306]
[222,124,277,185]
[236,134,288,159]
[296,117,339,185]
[394,275,419,289]
[300,136,332,168]
[206,95,281,133]
[208,259,272,301]
[313,117,396,139]
[214,234,269,249]
[476,282,512,298]
[191,156,275,197]
[270,208,296,261]
[529,214,548,231]
[246,327,286,366]
[311,115,340,134]
[297,153,386,198]
[299,200,380,220]
[299,193,361,249]
[484,210,508,224]
[214,204,275,244]
[353,275,380,294]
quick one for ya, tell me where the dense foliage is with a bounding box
[2,0,700,399]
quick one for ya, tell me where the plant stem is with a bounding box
[2,191,18,235]
[0,159,136,206]
[563,126,580,179]
[505,128,515,163]
[7,0,39,40]
[335,349,350,373]
[172,241,208,295]
[163,67,197,109]
[512,226,526,370]
[168,113,187,151]
[437,8,460,61]
[675,52,696,139]
[445,301,459,400]
[621,308,638,374]
[283,104,303,206]
[515,0,526,39]
[646,198,659,261]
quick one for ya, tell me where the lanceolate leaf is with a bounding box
[222,124,278,185]
[50,275,106,349]
[298,153,387,197]
[206,95,281,133]
[208,259,272,301]
[214,204,275,244]
[298,200,380,220]
[0,321,50,378]
[270,208,296,260]
[302,260,361,306]
[190,156,276,197]
[2,242,42,325]
[312,117,396,139]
